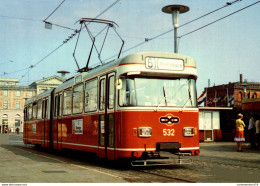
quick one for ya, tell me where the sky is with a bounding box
[0,0,260,95]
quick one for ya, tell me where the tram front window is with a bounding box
[119,77,197,107]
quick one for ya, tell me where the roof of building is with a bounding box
[199,107,233,111]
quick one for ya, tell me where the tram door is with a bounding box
[98,73,115,159]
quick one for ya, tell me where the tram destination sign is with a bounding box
[145,57,184,71]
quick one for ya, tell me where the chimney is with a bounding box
[240,74,243,83]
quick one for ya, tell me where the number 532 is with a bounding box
[163,129,175,136]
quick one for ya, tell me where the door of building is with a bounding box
[204,112,214,141]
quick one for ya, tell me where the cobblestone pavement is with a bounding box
[1,133,260,183]
[190,142,260,182]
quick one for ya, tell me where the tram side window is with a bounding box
[99,79,105,111]
[45,100,49,118]
[28,104,32,120]
[24,107,27,121]
[108,76,115,109]
[37,100,42,119]
[54,96,58,117]
[73,83,84,114]
[58,95,62,116]
[32,102,38,120]
[85,79,97,112]
[42,99,48,119]
[54,95,62,117]
[63,88,72,115]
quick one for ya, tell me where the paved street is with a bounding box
[1,133,260,183]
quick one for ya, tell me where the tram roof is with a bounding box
[25,88,55,105]
[24,52,196,104]
[54,52,196,91]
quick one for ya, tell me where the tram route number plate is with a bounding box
[145,57,184,71]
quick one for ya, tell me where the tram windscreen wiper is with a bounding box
[163,86,167,106]
[155,86,167,111]
[180,80,192,111]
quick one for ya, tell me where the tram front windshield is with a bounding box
[119,77,197,107]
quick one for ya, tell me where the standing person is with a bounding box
[248,115,256,149]
[255,116,260,149]
[234,113,246,152]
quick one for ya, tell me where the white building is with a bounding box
[199,107,233,142]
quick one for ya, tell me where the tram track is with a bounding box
[16,144,196,183]
[136,169,196,183]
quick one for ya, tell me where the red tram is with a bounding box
[24,52,200,165]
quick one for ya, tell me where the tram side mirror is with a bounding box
[116,79,123,90]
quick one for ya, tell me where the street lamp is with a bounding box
[162,5,189,53]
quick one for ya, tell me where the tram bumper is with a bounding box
[131,151,191,166]
[131,142,192,166]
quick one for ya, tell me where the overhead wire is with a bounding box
[17,0,121,83]
[149,0,242,42]
[104,0,245,62]
[44,0,66,22]
[6,0,256,82]
[178,1,260,38]
[0,52,13,64]
[0,14,41,22]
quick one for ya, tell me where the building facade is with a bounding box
[0,78,36,133]
[202,77,260,109]
[29,75,63,95]
[0,76,63,133]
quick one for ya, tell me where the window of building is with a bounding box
[15,119,21,126]
[253,92,257,98]
[3,90,8,97]
[16,90,21,97]
[63,88,72,115]
[85,79,97,112]
[247,91,250,99]
[15,114,21,127]
[2,115,8,128]
[73,83,84,114]
[3,100,8,109]
[15,100,20,109]
[28,91,33,97]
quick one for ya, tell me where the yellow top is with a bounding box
[236,119,246,131]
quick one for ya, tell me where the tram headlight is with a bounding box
[183,127,195,137]
[138,127,152,137]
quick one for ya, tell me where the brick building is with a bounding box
[202,75,260,109]
[198,75,260,141]
[0,76,63,133]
